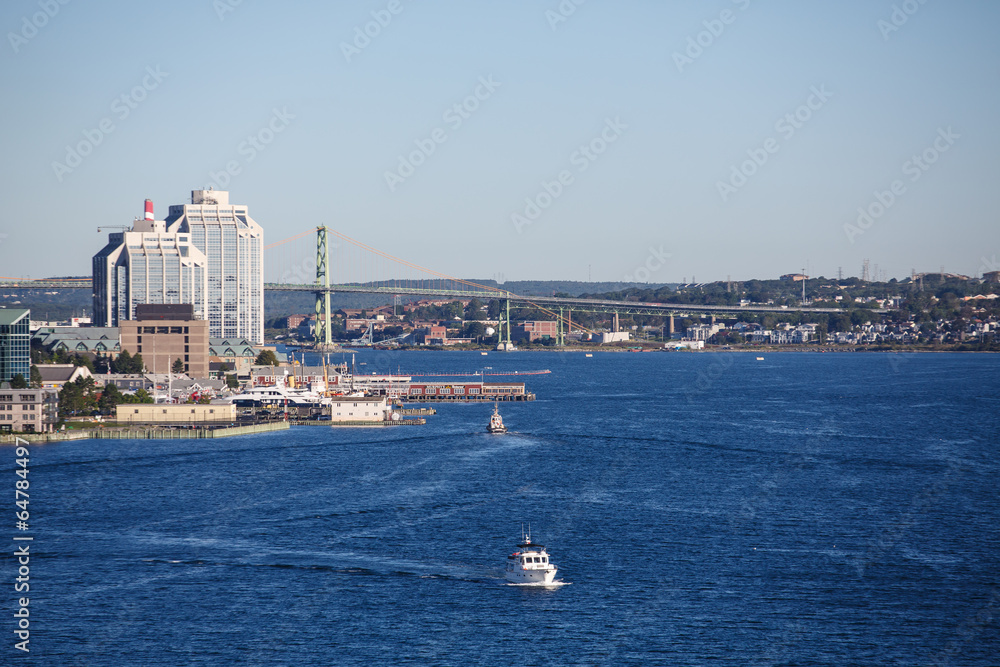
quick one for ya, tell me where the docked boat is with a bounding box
[487,402,507,434]
[505,529,558,585]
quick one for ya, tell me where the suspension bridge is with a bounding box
[2,226,848,348]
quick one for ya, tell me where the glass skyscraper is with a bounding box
[93,218,208,329]
[93,190,264,344]
[0,309,30,384]
[165,189,264,344]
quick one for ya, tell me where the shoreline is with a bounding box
[272,343,999,354]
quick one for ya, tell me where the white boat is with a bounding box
[227,384,327,408]
[487,402,507,434]
[505,529,558,585]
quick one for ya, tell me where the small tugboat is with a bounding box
[487,402,507,434]
[505,528,558,585]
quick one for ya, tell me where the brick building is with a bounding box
[120,304,210,377]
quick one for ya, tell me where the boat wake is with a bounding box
[505,580,571,587]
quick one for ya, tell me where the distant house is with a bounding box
[36,364,92,389]
[92,373,152,393]
[209,338,260,373]
[513,321,557,342]
[31,326,121,357]
[416,326,447,345]
[284,314,310,330]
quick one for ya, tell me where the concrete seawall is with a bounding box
[1,421,290,443]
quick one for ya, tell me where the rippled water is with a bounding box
[11,351,1000,665]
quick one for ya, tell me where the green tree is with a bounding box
[255,349,279,366]
[225,373,240,389]
[112,350,145,374]
[9,374,28,389]
[172,358,185,374]
[58,376,98,419]
[71,353,94,372]
[463,321,487,339]
[464,299,485,321]
[122,388,154,404]
[98,383,123,414]
[29,366,42,388]
[93,353,112,374]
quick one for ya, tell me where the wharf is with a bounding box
[398,407,437,415]
[407,393,534,402]
[93,422,290,439]
[291,419,426,427]
[1,422,290,442]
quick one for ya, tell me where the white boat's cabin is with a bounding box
[507,550,551,569]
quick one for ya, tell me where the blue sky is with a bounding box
[1,0,998,284]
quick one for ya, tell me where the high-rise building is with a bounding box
[0,308,30,384]
[93,199,208,329]
[93,190,265,344]
[165,189,264,344]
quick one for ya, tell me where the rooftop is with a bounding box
[0,308,29,326]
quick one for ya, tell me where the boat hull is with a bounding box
[505,566,557,585]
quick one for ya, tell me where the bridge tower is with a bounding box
[557,307,564,346]
[496,298,514,351]
[314,226,333,347]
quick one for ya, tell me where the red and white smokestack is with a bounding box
[144,199,154,221]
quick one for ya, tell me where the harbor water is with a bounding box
[10,351,1000,665]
